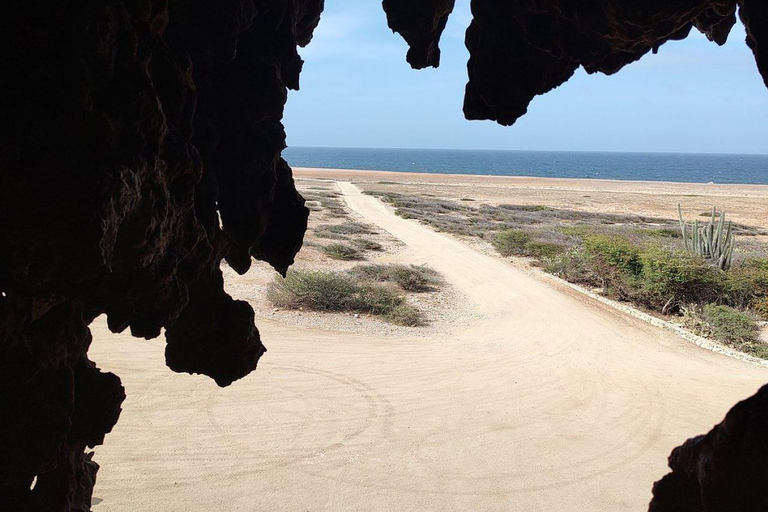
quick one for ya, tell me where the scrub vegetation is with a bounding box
[267,264,444,326]
[366,189,768,355]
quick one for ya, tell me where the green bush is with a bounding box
[349,264,443,292]
[642,228,680,238]
[498,204,550,212]
[355,285,406,314]
[267,271,360,311]
[702,304,760,347]
[723,259,768,310]
[322,243,364,260]
[754,296,768,321]
[584,235,642,275]
[493,229,531,257]
[542,248,594,284]
[267,270,422,326]
[384,303,423,326]
[526,242,566,259]
[316,222,373,235]
[560,226,594,239]
[314,229,348,240]
[637,247,722,310]
[742,343,768,359]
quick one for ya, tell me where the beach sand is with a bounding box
[89,170,768,512]
[294,167,768,227]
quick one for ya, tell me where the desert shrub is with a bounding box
[583,235,642,275]
[642,228,680,238]
[742,342,768,359]
[388,265,442,291]
[702,304,760,346]
[557,226,593,241]
[268,270,422,326]
[303,194,344,210]
[493,229,531,257]
[350,264,443,292]
[355,285,422,326]
[326,208,348,217]
[314,229,348,240]
[384,303,423,326]
[267,271,359,311]
[355,284,404,313]
[496,204,550,212]
[681,304,710,336]
[352,239,383,251]
[526,241,566,259]
[542,248,594,284]
[322,243,363,260]
[316,222,373,235]
[636,247,722,311]
[303,190,340,198]
[723,259,768,310]
[754,296,768,321]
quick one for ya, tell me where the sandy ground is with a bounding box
[89,176,768,511]
[294,168,768,227]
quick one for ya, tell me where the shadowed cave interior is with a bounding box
[1,1,767,510]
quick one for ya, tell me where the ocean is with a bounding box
[283,147,768,185]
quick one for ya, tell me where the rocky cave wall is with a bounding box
[0,0,321,509]
[1,0,767,511]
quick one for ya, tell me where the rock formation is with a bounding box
[1,0,767,510]
[384,0,766,126]
[1,1,320,509]
[650,384,768,512]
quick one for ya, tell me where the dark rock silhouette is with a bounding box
[650,384,768,512]
[383,0,456,69]
[1,0,317,509]
[1,0,767,510]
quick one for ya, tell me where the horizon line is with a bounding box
[285,145,768,157]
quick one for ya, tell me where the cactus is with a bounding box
[678,204,734,270]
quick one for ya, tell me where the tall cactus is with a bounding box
[678,204,735,270]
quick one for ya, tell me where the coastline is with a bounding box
[294,167,768,227]
[294,167,768,193]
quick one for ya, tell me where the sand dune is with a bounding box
[90,182,767,511]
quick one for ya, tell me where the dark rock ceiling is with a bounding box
[0,0,766,510]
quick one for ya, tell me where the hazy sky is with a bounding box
[283,2,768,154]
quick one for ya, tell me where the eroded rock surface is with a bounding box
[2,0,768,510]
[1,0,319,509]
[383,0,767,125]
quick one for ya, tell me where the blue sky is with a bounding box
[283,2,768,154]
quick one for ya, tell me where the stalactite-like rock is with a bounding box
[384,0,766,126]
[383,0,456,69]
[463,0,743,125]
[0,1,320,509]
[3,0,768,510]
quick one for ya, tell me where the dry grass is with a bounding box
[350,264,443,292]
[316,221,374,235]
[322,243,364,260]
[267,269,423,326]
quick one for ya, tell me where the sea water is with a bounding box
[284,147,768,185]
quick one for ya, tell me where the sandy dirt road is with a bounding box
[90,182,767,512]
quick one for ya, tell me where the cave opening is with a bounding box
[2,1,768,511]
